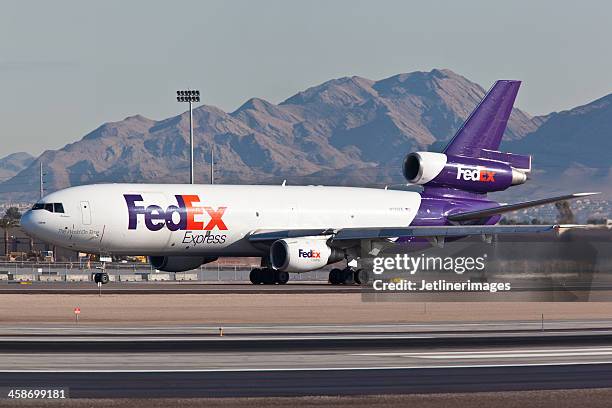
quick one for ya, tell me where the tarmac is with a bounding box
[1,279,612,403]
[1,326,612,398]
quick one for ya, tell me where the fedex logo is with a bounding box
[124,194,228,231]
[298,249,321,259]
[456,166,496,182]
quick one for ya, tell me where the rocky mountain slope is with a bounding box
[2,68,610,204]
[502,93,612,198]
[0,69,540,202]
[0,152,34,180]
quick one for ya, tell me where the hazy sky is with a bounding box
[1,0,611,158]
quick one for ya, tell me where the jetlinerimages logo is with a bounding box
[456,165,496,182]
[124,194,227,231]
[298,249,321,259]
[372,279,511,293]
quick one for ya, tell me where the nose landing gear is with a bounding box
[93,262,110,284]
[93,272,109,284]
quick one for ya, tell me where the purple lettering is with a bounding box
[124,194,145,230]
[165,205,186,231]
[145,205,165,231]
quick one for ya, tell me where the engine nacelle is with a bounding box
[403,151,527,193]
[270,238,343,272]
[149,255,217,272]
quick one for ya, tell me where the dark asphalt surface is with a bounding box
[2,364,612,398]
[2,331,612,352]
[2,329,612,398]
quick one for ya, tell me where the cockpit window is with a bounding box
[32,202,65,213]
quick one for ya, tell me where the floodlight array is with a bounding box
[177,90,200,102]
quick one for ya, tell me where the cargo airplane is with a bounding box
[21,80,596,285]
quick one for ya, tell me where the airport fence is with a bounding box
[0,261,330,283]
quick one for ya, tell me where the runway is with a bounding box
[2,328,612,397]
[3,364,612,398]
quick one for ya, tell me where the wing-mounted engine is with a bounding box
[149,255,218,272]
[403,151,529,193]
[270,237,343,272]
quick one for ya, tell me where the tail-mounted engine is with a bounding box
[403,151,530,193]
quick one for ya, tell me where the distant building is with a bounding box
[0,226,78,262]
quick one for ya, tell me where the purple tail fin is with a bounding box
[443,80,521,158]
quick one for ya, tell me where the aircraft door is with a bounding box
[80,201,91,225]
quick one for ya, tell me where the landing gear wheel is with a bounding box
[354,269,371,285]
[249,268,262,284]
[275,271,289,285]
[94,272,110,284]
[341,268,355,285]
[329,268,342,285]
[261,268,276,285]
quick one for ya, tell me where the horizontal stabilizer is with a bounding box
[480,149,531,172]
[447,192,600,222]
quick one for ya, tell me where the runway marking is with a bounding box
[3,331,612,343]
[6,319,612,330]
[1,361,612,373]
[354,347,612,359]
[0,335,438,342]
[421,352,612,359]
[355,347,612,355]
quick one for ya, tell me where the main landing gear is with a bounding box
[249,268,289,285]
[329,267,371,285]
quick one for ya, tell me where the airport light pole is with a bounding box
[39,162,44,199]
[176,90,200,184]
[210,144,214,184]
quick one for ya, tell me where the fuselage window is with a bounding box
[54,203,65,213]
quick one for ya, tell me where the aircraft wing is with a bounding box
[248,224,559,243]
[446,192,599,222]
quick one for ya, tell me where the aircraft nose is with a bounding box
[20,210,36,236]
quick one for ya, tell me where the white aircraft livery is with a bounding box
[21,80,595,285]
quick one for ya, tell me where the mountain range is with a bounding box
[0,152,34,180]
[0,68,610,204]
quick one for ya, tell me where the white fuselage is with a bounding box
[21,184,421,256]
